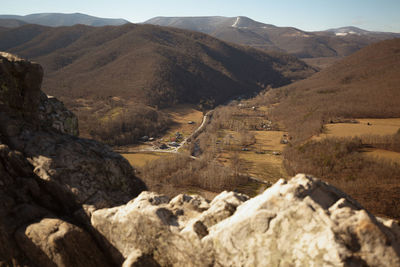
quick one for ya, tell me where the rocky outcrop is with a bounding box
[39,92,79,136]
[15,218,109,267]
[91,191,248,266]
[0,52,146,266]
[205,175,400,266]
[0,142,110,266]
[0,52,146,209]
[92,174,400,267]
[0,52,43,127]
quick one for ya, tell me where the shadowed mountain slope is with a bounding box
[0,23,315,108]
[0,23,315,144]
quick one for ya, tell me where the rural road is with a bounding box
[117,110,213,155]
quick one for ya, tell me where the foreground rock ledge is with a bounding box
[92,174,400,266]
[0,51,147,266]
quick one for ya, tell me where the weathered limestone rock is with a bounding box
[39,92,79,136]
[15,218,109,267]
[92,192,207,266]
[92,175,400,266]
[0,52,146,266]
[122,249,160,267]
[91,191,248,266]
[0,143,54,266]
[24,132,145,210]
[0,51,146,212]
[205,174,400,266]
[0,142,111,266]
[0,52,43,126]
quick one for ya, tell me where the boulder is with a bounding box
[24,132,145,211]
[92,175,400,266]
[15,218,109,267]
[0,142,111,266]
[91,191,248,266]
[205,174,400,266]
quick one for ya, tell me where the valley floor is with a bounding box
[116,99,400,220]
[118,102,289,198]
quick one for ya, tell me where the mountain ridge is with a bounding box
[0,23,314,107]
[145,16,400,60]
[0,12,130,27]
[0,22,315,143]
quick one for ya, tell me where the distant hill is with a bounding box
[0,23,314,108]
[269,38,400,140]
[0,13,129,27]
[0,18,27,28]
[145,16,400,61]
[325,26,372,36]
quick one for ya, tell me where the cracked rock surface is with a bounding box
[92,174,400,266]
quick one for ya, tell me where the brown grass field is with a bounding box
[314,118,400,164]
[161,104,204,140]
[121,152,170,168]
[317,118,400,139]
[216,126,288,183]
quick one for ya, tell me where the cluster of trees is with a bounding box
[138,103,267,196]
[139,152,246,197]
[84,103,172,146]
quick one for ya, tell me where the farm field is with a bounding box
[161,104,204,139]
[216,126,288,183]
[121,152,171,167]
[314,118,400,164]
[317,118,400,139]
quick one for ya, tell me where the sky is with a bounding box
[2,0,400,32]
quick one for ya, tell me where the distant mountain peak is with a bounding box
[326,26,371,36]
[231,16,270,29]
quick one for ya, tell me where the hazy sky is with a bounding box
[2,0,400,32]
